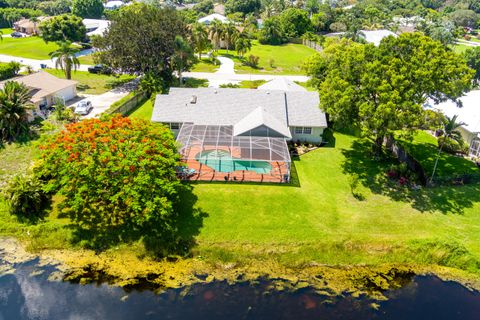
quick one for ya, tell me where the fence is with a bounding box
[384,136,428,185]
[302,39,323,52]
[107,91,148,116]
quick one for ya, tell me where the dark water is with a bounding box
[1,259,480,320]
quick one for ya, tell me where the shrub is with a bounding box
[219,83,240,88]
[245,54,260,68]
[105,75,136,89]
[0,62,20,81]
[3,174,51,219]
[37,115,183,250]
[439,136,469,154]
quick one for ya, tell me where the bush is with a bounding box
[0,62,20,81]
[105,75,136,89]
[439,136,469,154]
[219,83,240,88]
[245,54,260,68]
[37,115,184,251]
[3,174,51,220]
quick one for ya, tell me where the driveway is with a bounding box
[68,86,131,119]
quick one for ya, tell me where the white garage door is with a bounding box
[55,86,77,102]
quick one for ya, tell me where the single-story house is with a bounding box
[151,86,327,183]
[426,91,480,158]
[198,13,228,25]
[325,29,397,46]
[104,1,126,10]
[83,19,110,37]
[0,71,78,119]
[13,16,51,35]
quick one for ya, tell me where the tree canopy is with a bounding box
[71,0,103,19]
[225,0,261,15]
[305,33,474,154]
[93,3,189,77]
[39,14,86,43]
[37,115,184,250]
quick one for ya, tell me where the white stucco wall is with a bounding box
[55,85,77,103]
[290,127,325,144]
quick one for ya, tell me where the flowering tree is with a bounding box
[37,115,183,249]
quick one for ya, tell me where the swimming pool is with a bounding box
[195,150,272,174]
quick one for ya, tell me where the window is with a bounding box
[170,123,180,130]
[294,127,312,134]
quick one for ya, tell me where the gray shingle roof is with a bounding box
[152,87,327,128]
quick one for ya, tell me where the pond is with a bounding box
[1,258,480,320]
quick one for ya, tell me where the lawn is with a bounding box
[45,69,122,95]
[217,41,316,75]
[2,131,480,281]
[0,36,59,59]
[129,98,153,120]
[77,54,95,65]
[191,57,219,72]
[397,131,479,177]
[453,43,471,54]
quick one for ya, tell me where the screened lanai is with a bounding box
[176,123,291,183]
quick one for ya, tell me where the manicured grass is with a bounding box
[218,41,316,75]
[191,57,219,72]
[77,54,95,65]
[129,98,153,120]
[1,131,480,278]
[45,69,118,94]
[397,131,479,177]
[453,43,471,54]
[238,80,266,88]
[0,36,59,59]
[0,28,13,35]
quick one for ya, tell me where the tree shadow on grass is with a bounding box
[68,184,208,257]
[342,138,480,215]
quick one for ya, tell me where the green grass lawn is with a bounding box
[217,41,316,75]
[397,131,479,177]
[453,43,471,54]
[191,57,219,72]
[0,28,13,35]
[45,69,120,95]
[129,98,153,120]
[77,54,95,65]
[0,36,59,59]
[1,131,480,280]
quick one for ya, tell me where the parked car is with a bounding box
[88,64,112,75]
[74,101,93,115]
[11,32,24,38]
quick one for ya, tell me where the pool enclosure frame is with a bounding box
[176,123,292,183]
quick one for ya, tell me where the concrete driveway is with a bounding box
[68,86,131,119]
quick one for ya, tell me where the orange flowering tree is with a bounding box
[37,115,183,248]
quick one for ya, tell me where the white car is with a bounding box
[74,101,93,115]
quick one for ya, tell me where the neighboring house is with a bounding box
[257,77,306,92]
[83,19,110,37]
[13,16,51,35]
[426,91,480,158]
[213,3,225,15]
[198,13,228,25]
[152,87,327,182]
[324,29,397,46]
[0,71,78,120]
[105,1,126,10]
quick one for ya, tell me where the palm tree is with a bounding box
[0,81,33,142]
[172,36,194,86]
[49,41,80,80]
[190,22,210,59]
[430,115,465,183]
[235,36,252,58]
[208,20,225,52]
[223,22,239,52]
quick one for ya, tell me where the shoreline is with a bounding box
[2,237,480,300]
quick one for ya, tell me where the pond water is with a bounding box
[1,258,480,320]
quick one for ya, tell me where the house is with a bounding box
[426,91,480,158]
[13,17,51,35]
[257,77,306,92]
[213,3,225,15]
[83,19,110,37]
[104,1,126,10]
[0,71,78,119]
[198,13,228,25]
[151,87,327,183]
[324,29,397,46]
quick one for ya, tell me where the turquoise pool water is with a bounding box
[195,150,272,174]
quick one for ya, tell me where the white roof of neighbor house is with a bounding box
[83,19,110,37]
[360,30,397,46]
[152,87,327,128]
[233,107,292,138]
[198,13,228,24]
[105,1,125,9]
[258,78,307,92]
[0,71,77,104]
[427,90,480,135]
